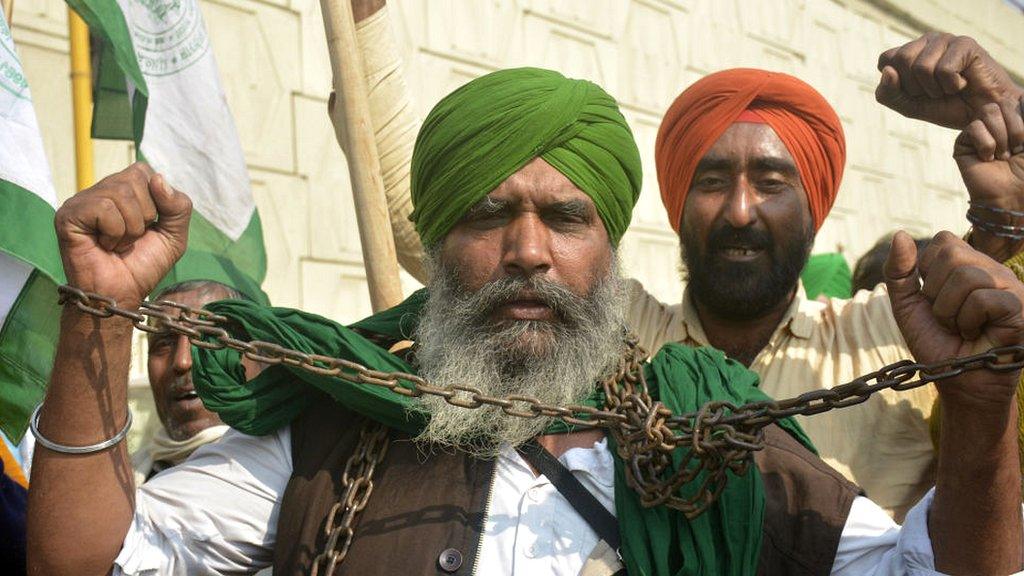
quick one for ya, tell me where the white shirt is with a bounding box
[114,428,1021,576]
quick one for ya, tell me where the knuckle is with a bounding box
[893,51,914,68]
[953,35,976,48]
[910,61,930,77]
[934,62,958,77]
[932,230,959,245]
[980,101,1001,116]
[97,197,119,215]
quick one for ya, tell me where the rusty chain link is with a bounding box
[309,421,390,576]
[58,285,1024,570]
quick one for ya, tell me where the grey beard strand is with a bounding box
[411,251,628,458]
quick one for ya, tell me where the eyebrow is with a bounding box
[542,199,593,221]
[750,157,799,178]
[694,157,734,174]
[463,195,513,219]
[694,155,799,178]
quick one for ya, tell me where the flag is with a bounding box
[67,0,268,303]
[0,12,66,441]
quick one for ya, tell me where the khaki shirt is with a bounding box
[629,280,937,520]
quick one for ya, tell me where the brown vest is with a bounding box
[274,399,861,576]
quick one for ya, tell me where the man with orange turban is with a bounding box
[349,3,1024,521]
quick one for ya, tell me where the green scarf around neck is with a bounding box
[193,292,814,575]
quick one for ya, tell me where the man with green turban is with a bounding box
[30,67,1024,576]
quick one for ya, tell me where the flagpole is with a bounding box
[2,0,13,27]
[68,9,94,191]
[319,0,403,312]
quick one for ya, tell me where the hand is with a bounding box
[955,110,1024,204]
[876,33,1023,130]
[885,231,1024,411]
[54,163,192,307]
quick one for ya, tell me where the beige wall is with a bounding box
[10,0,1024,330]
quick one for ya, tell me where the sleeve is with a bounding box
[355,6,428,283]
[831,491,1024,575]
[625,278,683,354]
[112,427,293,575]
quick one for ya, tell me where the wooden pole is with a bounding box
[2,0,13,27]
[319,0,403,312]
[68,9,94,190]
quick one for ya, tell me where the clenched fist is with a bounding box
[885,231,1024,411]
[876,33,1023,134]
[54,162,192,307]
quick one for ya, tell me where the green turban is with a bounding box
[409,67,642,246]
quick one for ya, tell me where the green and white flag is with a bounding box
[0,12,67,440]
[68,0,268,302]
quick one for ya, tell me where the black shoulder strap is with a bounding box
[517,439,622,553]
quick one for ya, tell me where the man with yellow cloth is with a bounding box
[348,0,1024,520]
[27,62,1024,576]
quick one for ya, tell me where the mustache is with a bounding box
[706,224,772,253]
[455,275,590,326]
[168,376,194,397]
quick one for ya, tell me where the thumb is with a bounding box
[875,66,910,112]
[149,174,192,244]
[884,231,923,312]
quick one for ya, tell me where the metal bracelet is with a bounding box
[969,201,1024,219]
[966,211,1024,240]
[30,403,132,455]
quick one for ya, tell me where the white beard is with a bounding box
[412,252,628,457]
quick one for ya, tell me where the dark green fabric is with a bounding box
[194,296,814,576]
[409,67,642,246]
[801,252,852,300]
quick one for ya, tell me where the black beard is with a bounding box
[682,222,814,321]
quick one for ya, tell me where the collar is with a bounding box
[679,282,816,346]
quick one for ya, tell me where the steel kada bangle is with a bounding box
[30,403,132,455]
[968,201,1024,219]
[966,211,1024,240]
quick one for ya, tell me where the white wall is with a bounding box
[11,0,1024,321]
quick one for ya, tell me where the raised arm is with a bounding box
[876,33,1024,262]
[27,163,191,576]
[349,0,429,282]
[885,230,1024,573]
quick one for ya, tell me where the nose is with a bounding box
[172,334,193,374]
[722,175,758,229]
[501,213,552,278]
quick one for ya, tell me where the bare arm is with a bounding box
[27,163,192,575]
[885,231,1024,573]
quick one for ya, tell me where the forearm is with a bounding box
[355,1,429,283]
[27,308,137,576]
[930,399,1023,574]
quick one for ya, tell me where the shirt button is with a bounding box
[438,548,463,573]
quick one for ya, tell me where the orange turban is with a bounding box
[655,68,845,233]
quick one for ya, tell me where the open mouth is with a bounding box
[722,247,760,257]
[494,293,556,321]
[715,244,766,260]
[173,389,200,402]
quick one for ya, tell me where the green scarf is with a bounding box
[193,293,814,575]
[409,67,642,246]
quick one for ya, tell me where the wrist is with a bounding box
[59,305,137,340]
[938,389,1016,435]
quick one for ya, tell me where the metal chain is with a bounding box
[309,421,390,576]
[59,285,1024,521]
